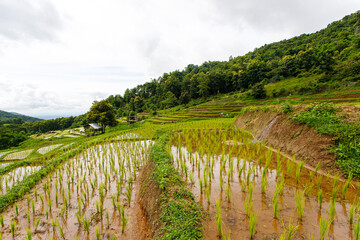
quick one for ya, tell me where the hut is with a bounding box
[85,123,102,136]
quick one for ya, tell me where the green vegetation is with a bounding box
[142,132,203,239]
[106,11,360,116]
[292,102,360,176]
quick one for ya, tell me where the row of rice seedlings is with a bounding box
[0,166,42,194]
[36,144,63,155]
[1,139,151,239]
[170,124,359,239]
[4,149,33,160]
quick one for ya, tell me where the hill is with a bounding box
[0,110,41,123]
[106,11,360,115]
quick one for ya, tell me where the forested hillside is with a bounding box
[0,110,41,123]
[106,11,360,115]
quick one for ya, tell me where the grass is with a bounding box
[141,132,203,239]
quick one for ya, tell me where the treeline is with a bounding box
[106,11,360,114]
[0,115,86,150]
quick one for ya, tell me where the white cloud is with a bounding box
[0,0,359,118]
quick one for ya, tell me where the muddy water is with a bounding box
[0,166,42,195]
[171,130,359,240]
[0,140,152,240]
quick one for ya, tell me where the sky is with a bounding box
[0,0,359,119]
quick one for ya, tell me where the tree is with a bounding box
[249,82,267,99]
[86,100,117,132]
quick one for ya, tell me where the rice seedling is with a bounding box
[272,192,279,219]
[121,207,128,233]
[342,172,353,198]
[0,214,3,227]
[205,186,211,205]
[51,218,57,233]
[295,190,305,220]
[261,175,268,194]
[83,216,90,234]
[329,201,336,222]
[96,225,101,240]
[355,217,360,240]
[216,200,222,237]
[319,216,331,240]
[58,222,65,239]
[295,162,303,184]
[225,185,231,202]
[34,218,40,232]
[304,183,313,196]
[26,228,32,240]
[279,221,298,240]
[318,188,323,209]
[26,210,30,224]
[332,185,339,201]
[349,203,356,224]
[10,219,16,238]
[14,202,18,216]
[315,162,321,174]
[248,212,258,239]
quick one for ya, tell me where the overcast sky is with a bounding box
[0,0,359,119]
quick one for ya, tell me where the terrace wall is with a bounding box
[234,111,338,173]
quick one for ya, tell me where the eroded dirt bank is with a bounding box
[234,111,338,174]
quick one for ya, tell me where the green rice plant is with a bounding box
[10,219,16,238]
[329,201,336,222]
[279,221,298,240]
[316,175,322,190]
[58,222,65,240]
[248,212,258,239]
[51,218,57,233]
[295,190,305,220]
[216,200,222,237]
[121,207,128,233]
[304,183,313,196]
[0,214,3,227]
[349,203,356,224]
[272,193,279,219]
[309,171,314,181]
[333,174,340,188]
[342,172,353,198]
[199,178,203,194]
[45,207,49,219]
[261,175,268,194]
[315,162,321,174]
[318,188,323,209]
[34,218,40,232]
[295,162,303,184]
[332,185,339,201]
[319,216,331,240]
[225,185,231,202]
[27,210,30,223]
[355,217,360,240]
[205,187,210,204]
[26,228,32,240]
[14,202,18,216]
[245,195,253,217]
[106,211,110,228]
[83,216,90,233]
[287,160,294,175]
[31,200,35,214]
[96,225,101,240]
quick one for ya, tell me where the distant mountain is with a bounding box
[0,110,42,123]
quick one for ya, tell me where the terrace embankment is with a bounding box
[234,111,337,174]
[139,134,203,239]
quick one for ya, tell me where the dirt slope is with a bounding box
[234,111,339,174]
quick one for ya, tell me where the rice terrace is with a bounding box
[1,9,360,240]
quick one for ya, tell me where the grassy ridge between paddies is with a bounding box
[140,131,203,240]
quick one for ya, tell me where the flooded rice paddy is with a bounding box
[170,129,359,239]
[0,140,152,240]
